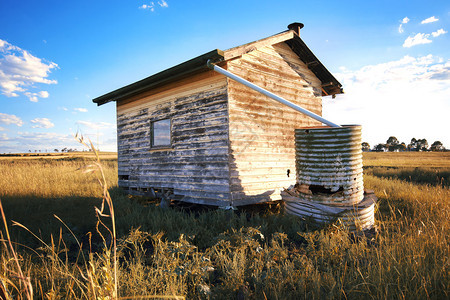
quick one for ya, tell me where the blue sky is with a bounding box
[0,0,449,153]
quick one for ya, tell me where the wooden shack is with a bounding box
[93,23,343,207]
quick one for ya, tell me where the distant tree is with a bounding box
[373,143,387,152]
[386,136,399,151]
[54,149,59,152]
[386,136,399,145]
[61,147,67,153]
[398,142,407,152]
[417,139,429,151]
[361,142,370,152]
[29,150,31,153]
[430,141,445,151]
[408,138,418,151]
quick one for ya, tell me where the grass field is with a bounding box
[0,151,448,299]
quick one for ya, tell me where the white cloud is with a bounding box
[431,28,447,37]
[324,55,450,148]
[403,33,432,47]
[10,131,76,150]
[0,39,58,101]
[398,17,410,33]
[140,1,168,11]
[24,90,50,102]
[39,90,49,98]
[76,120,114,130]
[58,106,68,111]
[403,27,447,47]
[74,107,88,112]
[0,125,117,153]
[0,129,117,153]
[139,3,155,11]
[0,133,8,141]
[421,16,439,24]
[158,0,168,8]
[0,126,5,131]
[0,112,23,126]
[30,117,54,128]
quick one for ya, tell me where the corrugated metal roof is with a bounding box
[93,49,224,105]
[93,28,343,106]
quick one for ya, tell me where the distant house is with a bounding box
[93,23,343,207]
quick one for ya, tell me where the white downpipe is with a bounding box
[207,60,341,128]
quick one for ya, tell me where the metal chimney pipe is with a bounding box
[288,22,304,36]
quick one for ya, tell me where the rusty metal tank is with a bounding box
[283,125,375,230]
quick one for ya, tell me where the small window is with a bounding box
[151,118,171,148]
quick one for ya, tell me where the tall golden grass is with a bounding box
[0,151,448,299]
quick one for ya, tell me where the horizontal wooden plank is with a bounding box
[123,180,230,192]
[231,175,294,186]
[173,109,228,124]
[126,153,229,162]
[174,188,230,198]
[246,44,322,84]
[173,139,230,149]
[172,116,228,131]
[129,169,229,178]
[136,177,229,186]
[172,124,228,138]
[120,160,229,170]
[229,57,321,88]
[116,72,226,112]
[229,166,295,177]
[227,87,321,112]
[228,111,320,126]
[172,131,228,144]
[179,196,230,206]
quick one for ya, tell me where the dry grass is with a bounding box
[363,151,450,168]
[0,151,448,299]
[0,151,117,160]
[0,155,117,198]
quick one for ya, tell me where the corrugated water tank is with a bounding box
[283,125,375,230]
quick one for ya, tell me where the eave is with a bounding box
[285,35,343,96]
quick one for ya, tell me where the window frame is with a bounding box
[150,118,172,149]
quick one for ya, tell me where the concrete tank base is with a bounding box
[283,187,376,231]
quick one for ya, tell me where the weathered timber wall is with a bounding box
[116,72,231,205]
[227,42,323,205]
